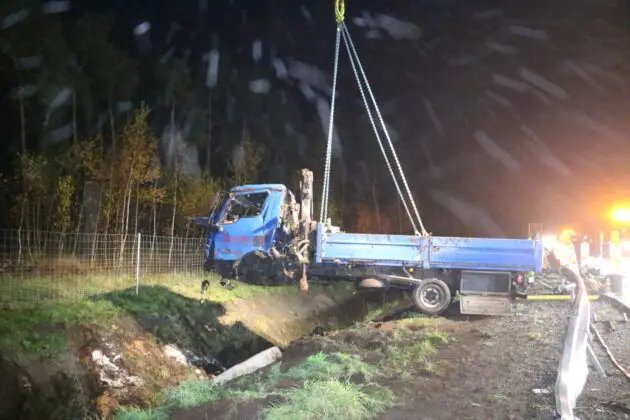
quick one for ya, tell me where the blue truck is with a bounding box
[194,169,544,317]
[193,14,545,316]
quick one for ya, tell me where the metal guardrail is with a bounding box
[554,266,596,419]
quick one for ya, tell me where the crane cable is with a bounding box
[341,22,429,236]
[319,23,342,225]
[320,0,429,236]
[339,22,420,235]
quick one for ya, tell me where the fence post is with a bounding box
[136,232,141,295]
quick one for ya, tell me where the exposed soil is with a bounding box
[221,284,371,346]
[171,299,630,420]
[0,283,393,419]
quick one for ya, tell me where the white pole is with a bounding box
[136,232,141,295]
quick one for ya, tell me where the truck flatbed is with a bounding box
[315,223,544,272]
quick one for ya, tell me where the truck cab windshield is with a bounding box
[222,192,268,224]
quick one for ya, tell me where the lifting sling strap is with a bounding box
[319,0,429,236]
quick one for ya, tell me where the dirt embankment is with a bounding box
[0,282,395,420]
[169,300,630,420]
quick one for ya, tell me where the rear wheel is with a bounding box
[412,278,452,316]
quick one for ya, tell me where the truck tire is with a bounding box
[236,251,273,285]
[412,278,452,316]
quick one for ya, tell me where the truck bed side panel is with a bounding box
[315,224,544,272]
[315,224,428,266]
[429,236,544,272]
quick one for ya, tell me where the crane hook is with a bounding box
[335,0,345,24]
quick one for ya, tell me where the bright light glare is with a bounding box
[611,208,630,224]
[542,235,558,250]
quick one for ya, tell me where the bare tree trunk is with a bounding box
[25,200,33,261]
[150,179,158,263]
[17,199,25,265]
[168,102,177,264]
[108,101,116,153]
[119,173,133,267]
[73,185,86,255]
[19,99,26,154]
[72,93,78,145]
[211,93,212,173]
[169,168,178,265]
[91,191,102,267]
[35,202,41,254]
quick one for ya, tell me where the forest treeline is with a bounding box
[0,2,409,237]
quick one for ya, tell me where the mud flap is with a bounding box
[299,263,309,292]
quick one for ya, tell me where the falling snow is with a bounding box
[474,131,521,173]
[430,190,505,237]
[252,39,262,63]
[42,1,72,14]
[205,50,220,88]
[249,79,271,94]
[3,0,630,235]
[17,56,43,70]
[134,22,151,36]
[2,9,29,29]
[353,13,422,40]
[518,68,569,100]
[47,87,73,112]
[509,25,547,40]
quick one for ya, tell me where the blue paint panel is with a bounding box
[429,236,544,272]
[315,223,544,273]
[209,186,286,261]
[315,223,429,266]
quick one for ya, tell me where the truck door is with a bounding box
[213,191,273,262]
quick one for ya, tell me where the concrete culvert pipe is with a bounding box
[212,346,282,385]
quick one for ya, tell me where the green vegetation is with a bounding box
[162,378,227,409]
[115,406,169,420]
[382,317,449,379]
[116,311,449,420]
[0,277,297,360]
[0,299,120,358]
[117,351,398,420]
[263,380,394,420]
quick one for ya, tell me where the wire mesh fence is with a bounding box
[0,229,219,308]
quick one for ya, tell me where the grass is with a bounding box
[0,272,298,309]
[283,352,378,383]
[115,406,169,420]
[162,377,227,408]
[378,315,450,379]
[117,351,397,420]
[0,270,309,359]
[263,380,395,420]
[0,299,121,358]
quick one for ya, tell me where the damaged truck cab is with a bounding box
[196,169,544,317]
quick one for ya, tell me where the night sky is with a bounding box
[3,0,630,237]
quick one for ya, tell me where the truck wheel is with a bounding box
[412,278,452,316]
[236,251,273,285]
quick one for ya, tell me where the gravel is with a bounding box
[384,299,630,420]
